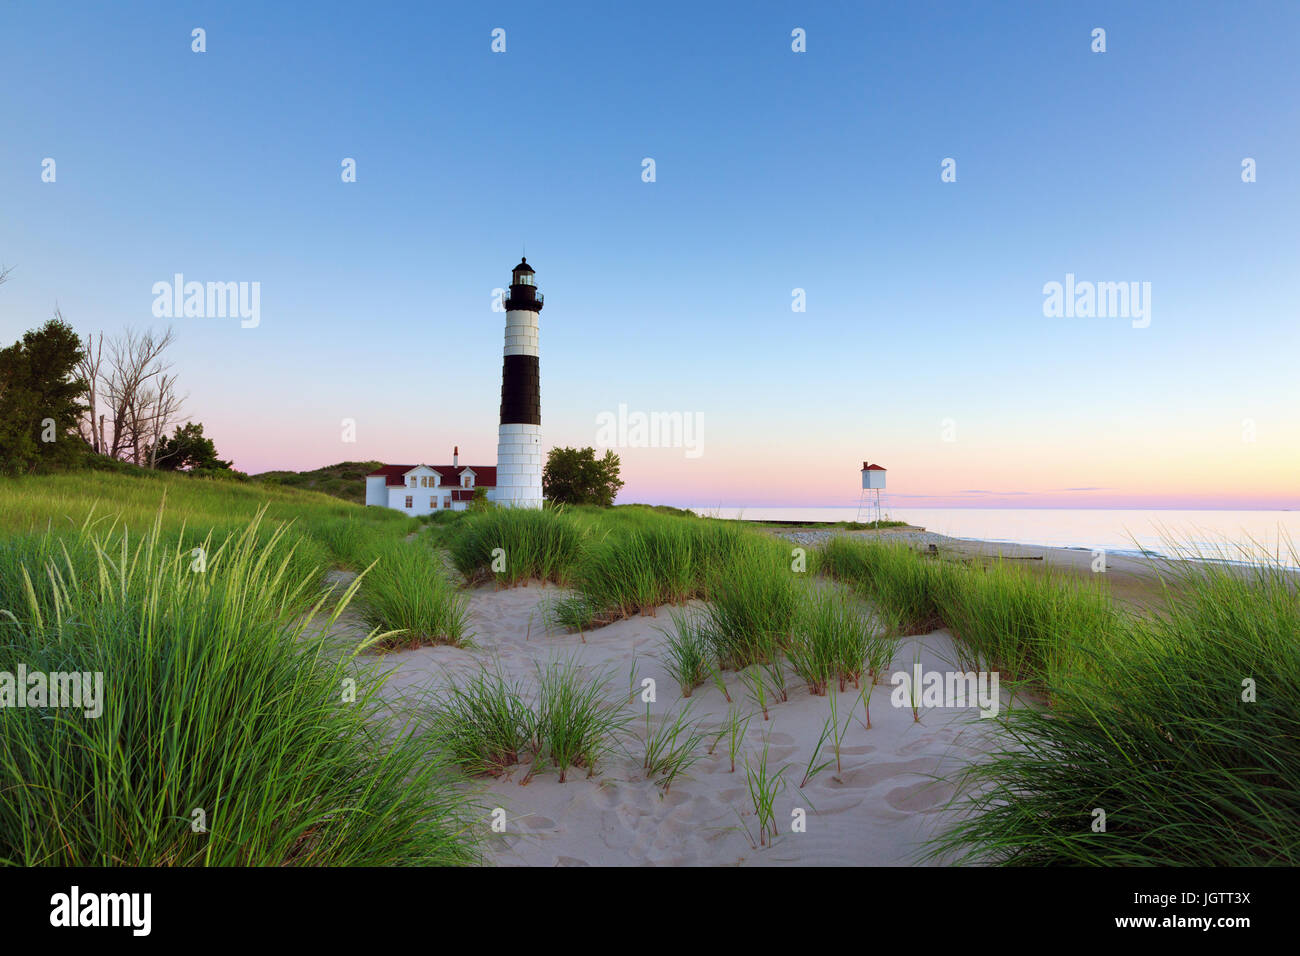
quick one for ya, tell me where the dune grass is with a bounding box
[788,588,896,695]
[700,540,801,669]
[820,537,945,635]
[660,609,712,697]
[562,519,749,622]
[819,535,1122,693]
[0,510,480,866]
[315,516,389,568]
[933,543,1300,866]
[933,558,1120,692]
[442,507,585,586]
[0,468,417,541]
[742,736,787,848]
[532,658,631,782]
[641,702,707,791]
[427,656,630,783]
[356,540,471,648]
[427,667,536,777]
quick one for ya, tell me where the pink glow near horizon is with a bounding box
[218,428,1298,511]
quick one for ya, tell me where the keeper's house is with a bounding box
[365,448,497,515]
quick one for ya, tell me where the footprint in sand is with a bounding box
[884,779,952,813]
[645,787,692,809]
[837,743,876,756]
[515,813,557,832]
[798,790,866,815]
[833,757,937,789]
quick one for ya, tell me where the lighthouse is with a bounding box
[496,257,545,508]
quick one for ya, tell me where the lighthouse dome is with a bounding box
[512,257,535,275]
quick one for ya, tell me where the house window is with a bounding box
[430,496,436,508]
[404,495,413,508]
[463,475,470,488]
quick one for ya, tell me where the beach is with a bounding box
[368,578,1009,866]
[344,521,1268,866]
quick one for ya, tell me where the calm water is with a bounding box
[689,507,1300,566]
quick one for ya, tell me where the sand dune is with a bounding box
[367,582,1014,867]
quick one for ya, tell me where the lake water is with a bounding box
[688,507,1300,566]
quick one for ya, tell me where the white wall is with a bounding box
[386,484,468,516]
[862,471,887,490]
[496,422,543,509]
[365,475,388,507]
[503,308,539,358]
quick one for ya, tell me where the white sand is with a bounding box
[366,582,1014,867]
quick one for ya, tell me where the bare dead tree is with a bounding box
[144,372,183,469]
[75,324,106,454]
[88,327,186,466]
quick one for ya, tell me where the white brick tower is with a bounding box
[496,257,544,508]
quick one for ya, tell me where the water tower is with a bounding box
[857,461,887,524]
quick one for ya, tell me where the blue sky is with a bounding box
[2,1,1297,507]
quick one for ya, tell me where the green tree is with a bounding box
[0,318,88,474]
[542,446,624,506]
[154,422,232,472]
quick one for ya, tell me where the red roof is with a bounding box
[861,462,886,470]
[367,464,497,487]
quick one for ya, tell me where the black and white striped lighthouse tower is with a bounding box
[496,257,544,508]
